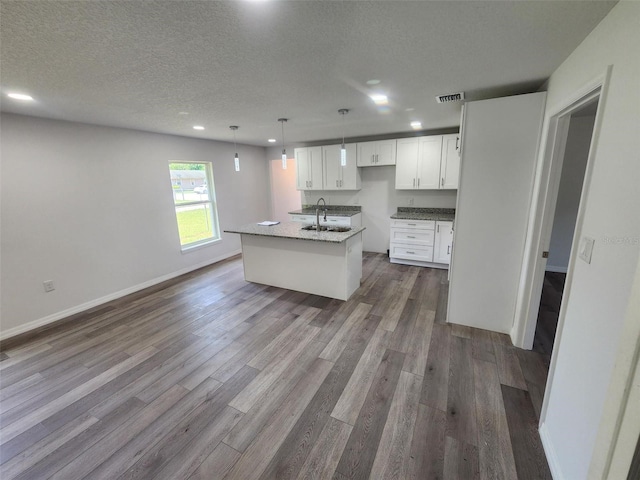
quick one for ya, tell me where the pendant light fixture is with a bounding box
[230,126,240,172]
[278,118,288,169]
[338,109,349,166]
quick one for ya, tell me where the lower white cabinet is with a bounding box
[290,213,362,228]
[389,219,453,269]
[433,221,454,265]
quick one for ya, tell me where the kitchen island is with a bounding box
[225,222,365,301]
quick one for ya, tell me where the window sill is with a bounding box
[180,237,222,254]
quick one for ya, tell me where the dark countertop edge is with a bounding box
[289,209,362,217]
[390,213,456,221]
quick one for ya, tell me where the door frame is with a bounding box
[511,66,611,351]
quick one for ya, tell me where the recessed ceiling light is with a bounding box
[369,94,388,106]
[366,79,381,85]
[410,121,422,130]
[193,125,205,130]
[268,138,277,143]
[178,111,189,115]
[7,92,34,101]
[405,108,415,112]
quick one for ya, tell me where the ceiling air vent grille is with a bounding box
[436,92,465,103]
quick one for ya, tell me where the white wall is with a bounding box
[269,158,301,223]
[301,166,457,253]
[0,113,270,338]
[536,3,640,479]
[546,114,595,272]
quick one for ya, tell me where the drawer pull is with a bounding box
[407,236,416,239]
[406,251,415,255]
[407,223,416,226]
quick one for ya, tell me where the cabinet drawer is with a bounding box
[322,216,351,227]
[391,219,435,230]
[390,243,434,262]
[290,215,315,223]
[390,228,434,246]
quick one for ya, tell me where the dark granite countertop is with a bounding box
[289,205,362,217]
[225,221,366,244]
[391,207,455,222]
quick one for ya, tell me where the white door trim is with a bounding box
[511,66,612,350]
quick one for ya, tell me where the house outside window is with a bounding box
[169,162,220,249]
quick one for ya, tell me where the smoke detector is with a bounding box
[436,92,465,103]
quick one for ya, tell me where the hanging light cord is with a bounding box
[233,128,238,155]
[281,120,286,155]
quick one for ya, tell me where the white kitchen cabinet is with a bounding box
[395,137,442,189]
[389,218,450,269]
[356,139,397,167]
[295,146,323,190]
[323,144,361,190]
[433,221,454,264]
[290,212,362,228]
[440,134,461,189]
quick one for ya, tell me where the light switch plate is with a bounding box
[579,236,595,264]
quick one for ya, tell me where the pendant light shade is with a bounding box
[230,126,240,172]
[339,109,349,167]
[278,118,288,169]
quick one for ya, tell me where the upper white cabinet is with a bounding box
[323,144,361,190]
[357,139,397,167]
[433,221,454,264]
[395,136,442,189]
[295,146,323,191]
[440,134,461,189]
[395,134,460,190]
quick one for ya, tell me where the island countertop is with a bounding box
[225,221,366,244]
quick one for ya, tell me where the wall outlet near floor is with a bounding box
[43,280,55,292]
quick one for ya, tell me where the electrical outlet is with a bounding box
[408,198,414,206]
[43,280,55,292]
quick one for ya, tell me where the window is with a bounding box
[169,162,220,249]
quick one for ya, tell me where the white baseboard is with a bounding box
[545,265,568,273]
[539,422,563,480]
[0,250,241,342]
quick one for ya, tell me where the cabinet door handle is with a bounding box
[407,251,415,255]
[447,245,451,254]
[375,154,379,163]
[441,177,444,187]
[437,225,440,233]
[413,178,416,188]
[456,137,459,150]
[418,178,420,187]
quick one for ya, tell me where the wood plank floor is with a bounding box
[0,253,552,479]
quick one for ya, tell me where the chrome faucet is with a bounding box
[316,198,327,232]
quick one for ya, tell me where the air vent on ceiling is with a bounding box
[435,92,465,103]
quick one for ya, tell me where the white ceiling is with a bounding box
[0,0,616,146]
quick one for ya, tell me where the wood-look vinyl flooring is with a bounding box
[0,253,552,479]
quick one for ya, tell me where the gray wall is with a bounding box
[546,113,596,272]
[0,113,270,337]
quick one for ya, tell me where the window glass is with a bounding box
[169,162,220,249]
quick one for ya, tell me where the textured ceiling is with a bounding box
[0,0,616,146]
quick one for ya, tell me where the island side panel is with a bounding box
[239,233,362,301]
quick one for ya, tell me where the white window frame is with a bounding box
[169,161,221,251]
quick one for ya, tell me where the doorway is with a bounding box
[532,101,598,356]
